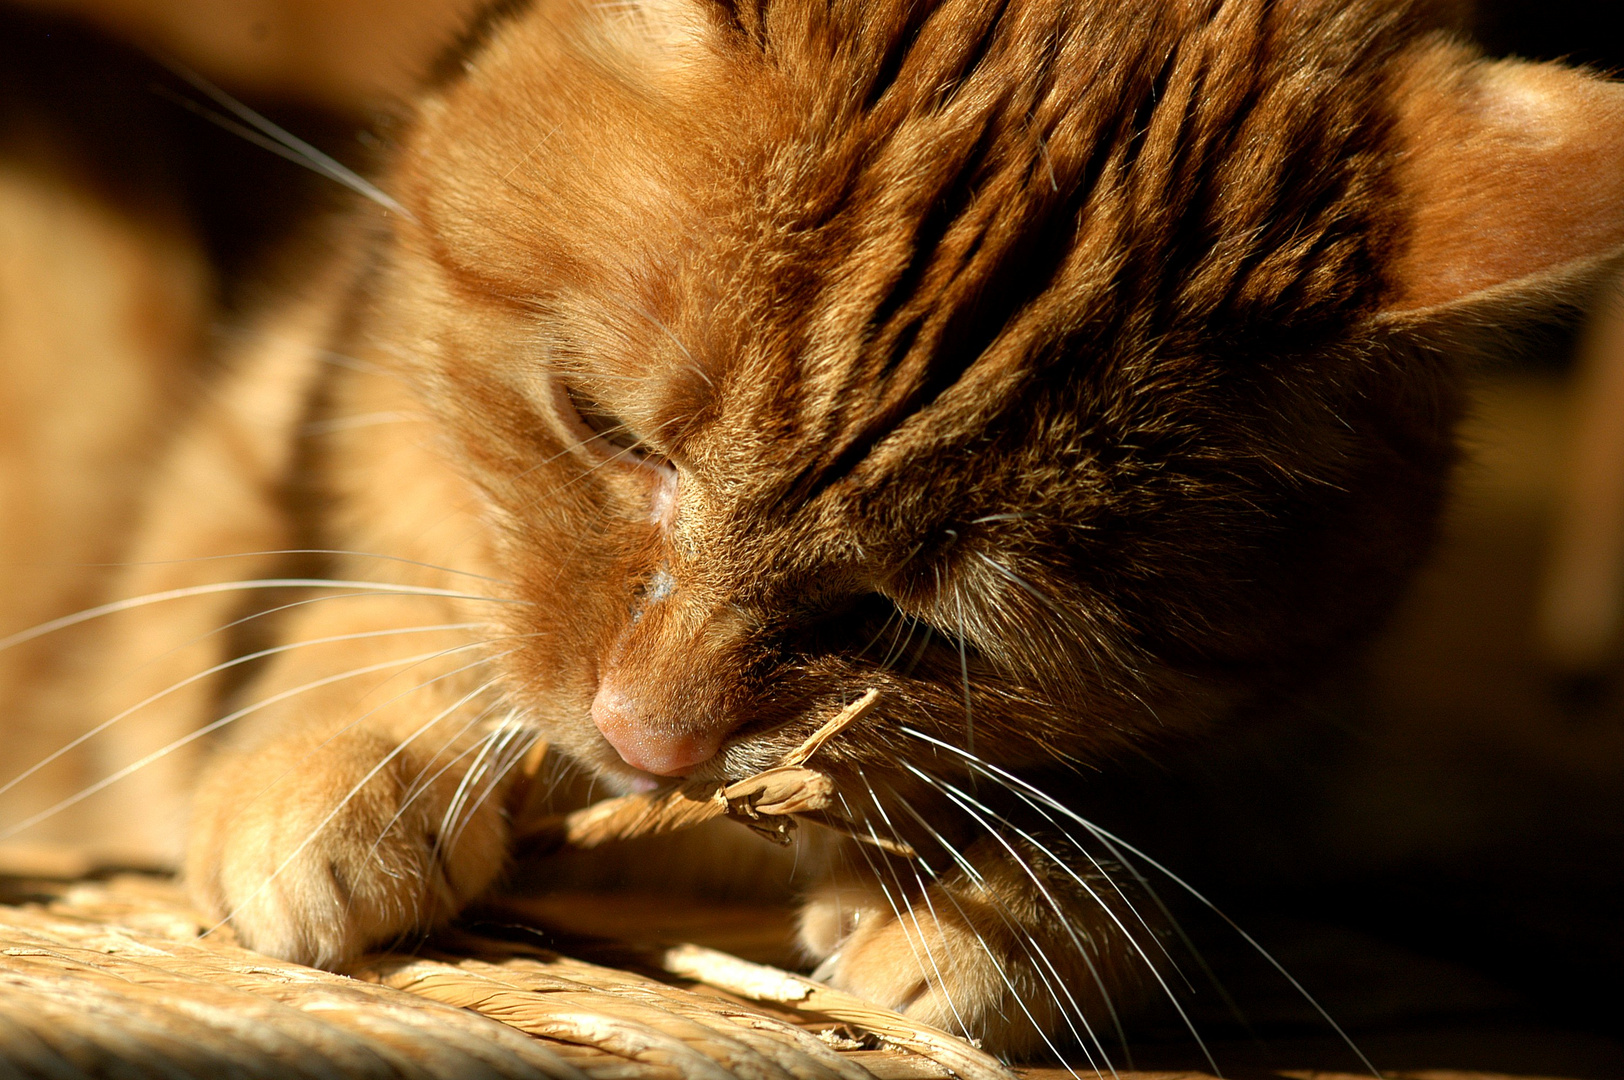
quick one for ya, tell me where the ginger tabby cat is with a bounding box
[3,0,1624,1059]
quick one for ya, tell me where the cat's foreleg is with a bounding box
[184,593,519,967]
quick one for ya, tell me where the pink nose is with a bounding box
[590,681,722,776]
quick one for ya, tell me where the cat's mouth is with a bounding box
[586,746,672,794]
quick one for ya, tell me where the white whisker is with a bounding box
[302,412,417,436]
[953,584,976,757]
[440,720,534,859]
[899,727,1189,970]
[888,794,1114,1078]
[827,792,942,1010]
[63,549,509,586]
[882,794,1102,1075]
[159,60,412,219]
[854,601,902,663]
[208,640,532,835]
[206,674,510,942]
[437,724,507,849]
[0,645,488,842]
[849,772,973,1040]
[996,784,1197,990]
[440,717,532,852]
[996,781,1258,1039]
[0,622,484,801]
[0,578,521,656]
[347,702,512,926]
[905,765,1169,1074]
[880,613,920,672]
[897,728,1378,1079]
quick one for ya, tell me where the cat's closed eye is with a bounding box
[564,385,655,458]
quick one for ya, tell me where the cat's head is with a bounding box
[375,0,1624,797]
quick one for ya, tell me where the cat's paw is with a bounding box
[801,887,1054,1056]
[185,729,510,967]
[800,872,1137,1058]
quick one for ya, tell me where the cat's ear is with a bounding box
[1386,44,1624,314]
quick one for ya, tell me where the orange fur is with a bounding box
[5,0,1624,1058]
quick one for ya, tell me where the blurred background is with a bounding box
[1,0,1623,1075]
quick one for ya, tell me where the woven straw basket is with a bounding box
[0,848,1547,1080]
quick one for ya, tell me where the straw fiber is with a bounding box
[0,854,1573,1080]
[0,855,1031,1080]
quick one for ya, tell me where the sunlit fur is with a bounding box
[5,0,1624,1060]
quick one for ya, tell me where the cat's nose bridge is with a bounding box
[591,587,756,776]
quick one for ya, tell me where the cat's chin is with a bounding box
[597,764,667,796]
